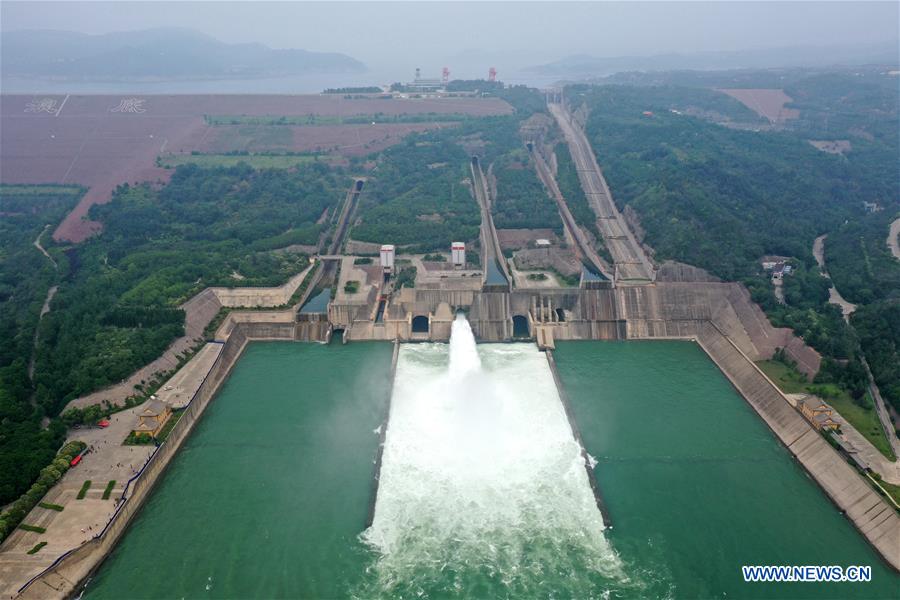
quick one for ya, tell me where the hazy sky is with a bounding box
[3,1,898,77]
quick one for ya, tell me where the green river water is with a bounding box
[84,339,899,599]
[554,341,899,599]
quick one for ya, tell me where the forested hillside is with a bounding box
[35,163,346,415]
[492,149,562,233]
[572,80,900,418]
[0,186,83,505]
[575,84,873,280]
[352,85,554,251]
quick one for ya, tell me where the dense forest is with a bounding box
[352,85,552,251]
[853,302,900,413]
[573,78,899,420]
[492,150,562,233]
[825,212,900,305]
[575,84,877,280]
[35,163,347,415]
[350,134,480,251]
[0,164,347,508]
[0,186,83,506]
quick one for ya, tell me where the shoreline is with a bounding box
[16,328,899,597]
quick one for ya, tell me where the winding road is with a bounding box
[812,234,856,320]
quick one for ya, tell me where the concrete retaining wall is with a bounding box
[18,322,297,599]
[696,322,899,571]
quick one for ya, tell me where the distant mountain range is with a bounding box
[527,42,899,78]
[1,28,366,80]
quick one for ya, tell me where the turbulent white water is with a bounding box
[359,314,628,597]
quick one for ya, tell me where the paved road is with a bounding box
[532,149,612,279]
[549,103,654,282]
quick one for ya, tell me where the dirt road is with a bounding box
[888,217,900,261]
[812,234,856,320]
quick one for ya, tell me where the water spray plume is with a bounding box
[359,314,633,597]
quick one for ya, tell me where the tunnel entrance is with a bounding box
[512,315,530,339]
[412,315,430,333]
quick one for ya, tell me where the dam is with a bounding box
[13,116,898,597]
[79,320,899,598]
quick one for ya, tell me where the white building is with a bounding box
[380,245,395,274]
[451,242,466,267]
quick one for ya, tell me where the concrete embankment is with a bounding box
[696,322,900,571]
[16,322,294,599]
[366,340,400,527]
[545,350,612,527]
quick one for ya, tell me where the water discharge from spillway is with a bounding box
[358,314,633,597]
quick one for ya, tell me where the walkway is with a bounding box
[0,406,156,598]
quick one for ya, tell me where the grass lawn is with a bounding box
[0,184,84,196]
[827,390,896,461]
[756,360,811,394]
[102,480,117,500]
[38,502,64,512]
[76,480,92,500]
[27,541,47,555]
[874,477,900,507]
[156,410,184,443]
[757,359,896,461]
[159,153,322,169]
[19,524,46,534]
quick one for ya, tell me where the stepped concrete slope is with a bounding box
[697,322,900,569]
[64,264,315,411]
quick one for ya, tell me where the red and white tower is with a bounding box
[488,67,497,82]
[442,67,450,84]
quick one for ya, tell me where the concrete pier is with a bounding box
[367,340,400,528]
[545,350,612,527]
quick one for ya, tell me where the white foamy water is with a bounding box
[358,315,629,597]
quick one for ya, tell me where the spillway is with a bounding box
[359,315,630,597]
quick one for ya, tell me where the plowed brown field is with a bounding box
[717,88,800,123]
[1,94,510,242]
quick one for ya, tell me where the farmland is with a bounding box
[199,122,452,156]
[717,88,800,123]
[158,153,323,169]
[0,94,511,243]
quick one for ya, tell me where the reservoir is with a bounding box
[554,340,900,599]
[85,341,393,599]
[85,336,899,598]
